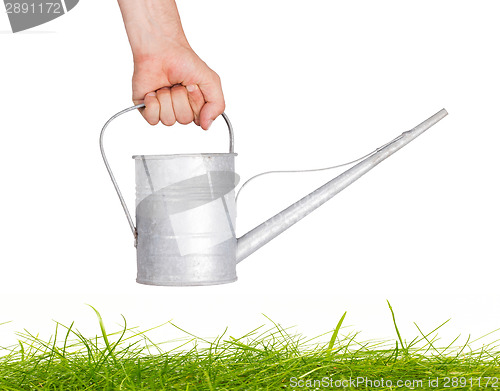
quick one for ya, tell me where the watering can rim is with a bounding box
[132,153,238,160]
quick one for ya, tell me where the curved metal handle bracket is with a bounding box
[99,103,234,246]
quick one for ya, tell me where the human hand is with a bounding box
[132,43,224,130]
[118,0,225,130]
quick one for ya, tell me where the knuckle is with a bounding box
[144,100,158,109]
[156,88,170,98]
[171,85,184,94]
[215,101,225,114]
[212,72,221,83]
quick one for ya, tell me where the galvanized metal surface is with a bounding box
[135,154,238,286]
[99,104,237,285]
[100,105,447,286]
[235,109,448,263]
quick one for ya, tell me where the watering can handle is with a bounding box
[99,103,235,245]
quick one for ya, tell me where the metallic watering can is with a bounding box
[100,106,447,286]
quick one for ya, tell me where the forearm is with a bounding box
[117,0,190,60]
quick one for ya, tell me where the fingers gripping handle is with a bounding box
[99,104,235,246]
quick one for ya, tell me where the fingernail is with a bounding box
[186,84,196,92]
[146,92,156,97]
[206,119,213,130]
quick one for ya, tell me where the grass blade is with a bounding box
[387,300,406,356]
[327,311,347,352]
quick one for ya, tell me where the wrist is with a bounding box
[131,33,190,63]
[118,0,190,60]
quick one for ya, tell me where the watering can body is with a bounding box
[100,105,448,286]
[134,153,239,285]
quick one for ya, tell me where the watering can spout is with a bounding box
[236,109,448,264]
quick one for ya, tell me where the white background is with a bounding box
[1,1,499,349]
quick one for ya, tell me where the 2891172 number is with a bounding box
[5,2,62,14]
[442,376,499,388]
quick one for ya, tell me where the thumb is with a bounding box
[198,74,225,130]
[199,102,226,130]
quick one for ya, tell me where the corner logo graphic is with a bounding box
[3,0,79,33]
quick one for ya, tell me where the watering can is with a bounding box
[100,106,447,286]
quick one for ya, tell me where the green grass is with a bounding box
[0,302,499,390]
